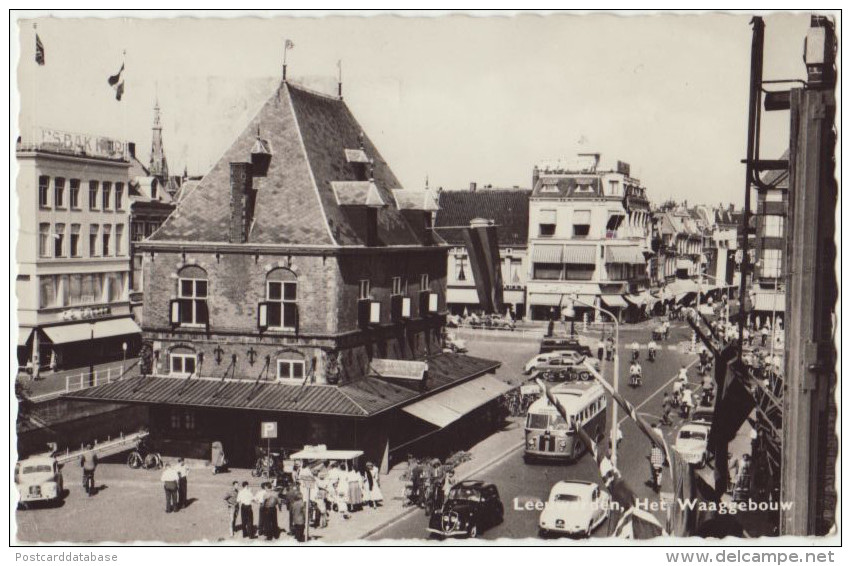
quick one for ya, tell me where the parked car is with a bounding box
[674,423,710,468]
[524,351,598,376]
[539,480,610,538]
[539,336,593,356]
[15,455,64,508]
[444,332,468,353]
[469,314,516,331]
[427,480,504,539]
[690,406,715,428]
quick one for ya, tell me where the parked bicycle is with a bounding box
[251,447,285,479]
[127,438,163,470]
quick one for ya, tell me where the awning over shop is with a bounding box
[42,318,141,345]
[624,292,650,307]
[402,374,513,428]
[532,245,563,263]
[600,295,628,309]
[18,328,32,346]
[528,293,563,307]
[751,292,786,312]
[676,259,693,270]
[605,246,646,265]
[563,245,597,265]
[447,287,481,304]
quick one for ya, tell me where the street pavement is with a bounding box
[368,321,702,541]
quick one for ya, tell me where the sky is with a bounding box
[14,11,815,206]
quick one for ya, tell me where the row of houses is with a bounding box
[437,157,748,323]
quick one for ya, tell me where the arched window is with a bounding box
[172,266,209,327]
[261,268,298,331]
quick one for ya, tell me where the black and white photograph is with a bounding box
[10,9,840,550]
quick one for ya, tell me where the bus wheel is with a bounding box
[594,427,603,443]
[572,442,583,461]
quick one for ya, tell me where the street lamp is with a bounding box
[563,294,621,467]
[89,322,96,387]
[121,341,128,376]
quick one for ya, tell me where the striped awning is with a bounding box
[752,292,785,312]
[601,295,628,309]
[563,245,597,265]
[532,245,563,263]
[606,246,646,265]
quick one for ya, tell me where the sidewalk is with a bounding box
[311,418,524,543]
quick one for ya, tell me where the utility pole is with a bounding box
[779,16,837,536]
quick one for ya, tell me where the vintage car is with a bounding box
[427,480,504,539]
[468,314,516,331]
[674,423,710,468]
[539,336,594,356]
[539,480,610,538]
[443,332,468,354]
[524,351,598,377]
[690,406,715,428]
[15,455,64,507]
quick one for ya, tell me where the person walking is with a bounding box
[596,336,605,362]
[761,325,769,347]
[261,483,282,540]
[176,458,189,510]
[236,481,256,539]
[605,336,615,361]
[224,481,240,536]
[80,445,98,497]
[364,462,384,509]
[289,492,306,542]
[160,463,180,513]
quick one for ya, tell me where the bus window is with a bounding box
[550,414,569,431]
[526,413,549,430]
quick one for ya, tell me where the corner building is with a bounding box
[70,80,503,470]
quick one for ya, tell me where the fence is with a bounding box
[23,360,138,403]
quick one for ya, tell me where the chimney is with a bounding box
[532,165,540,189]
[127,142,136,159]
[229,162,254,243]
[469,182,477,193]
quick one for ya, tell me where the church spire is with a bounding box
[149,98,169,181]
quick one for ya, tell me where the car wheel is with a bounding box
[538,528,549,539]
[468,524,478,539]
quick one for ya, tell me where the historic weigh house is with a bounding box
[70,78,505,471]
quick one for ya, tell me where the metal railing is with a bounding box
[24,362,137,403]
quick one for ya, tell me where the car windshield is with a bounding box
[449,487,482,502]
[553,493,581,502]
[679,430,707,441]
[22,464,52,474]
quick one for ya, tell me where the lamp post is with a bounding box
[89,322,96,386]
[563,294,621,467]
[121,341,128,376]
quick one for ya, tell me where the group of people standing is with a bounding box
[226,480,287,541]
[160,458,190,513]
[293,460,384,531]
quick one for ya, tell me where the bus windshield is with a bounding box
[526,412,574,431]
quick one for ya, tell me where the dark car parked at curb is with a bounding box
[427,480,504,539]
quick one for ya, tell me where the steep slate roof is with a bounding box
[151,81,427,247]
[435,189,531,246]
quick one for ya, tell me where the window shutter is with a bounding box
[196,300,209,326]
[170,300,180,325]
[370,301,381,324]
[390,294,402,321]
[258,302,268,329]
[428,292,439,313]
[358,299,371,328]
[419,291,429,317]
[402,297,412,318]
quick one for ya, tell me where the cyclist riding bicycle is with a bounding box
[648,441,665,491]
[629,361,643,386]
[80,445,98,497]
[630,341,640,361]
[648,340,658,360]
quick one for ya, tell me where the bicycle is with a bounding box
[127,440,163,470]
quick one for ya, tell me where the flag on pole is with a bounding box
[35,34,45,65]
[108,62,125,100]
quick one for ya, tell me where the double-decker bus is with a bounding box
[523,381,607,463]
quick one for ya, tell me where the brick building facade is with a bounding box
[70,79,504,470]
